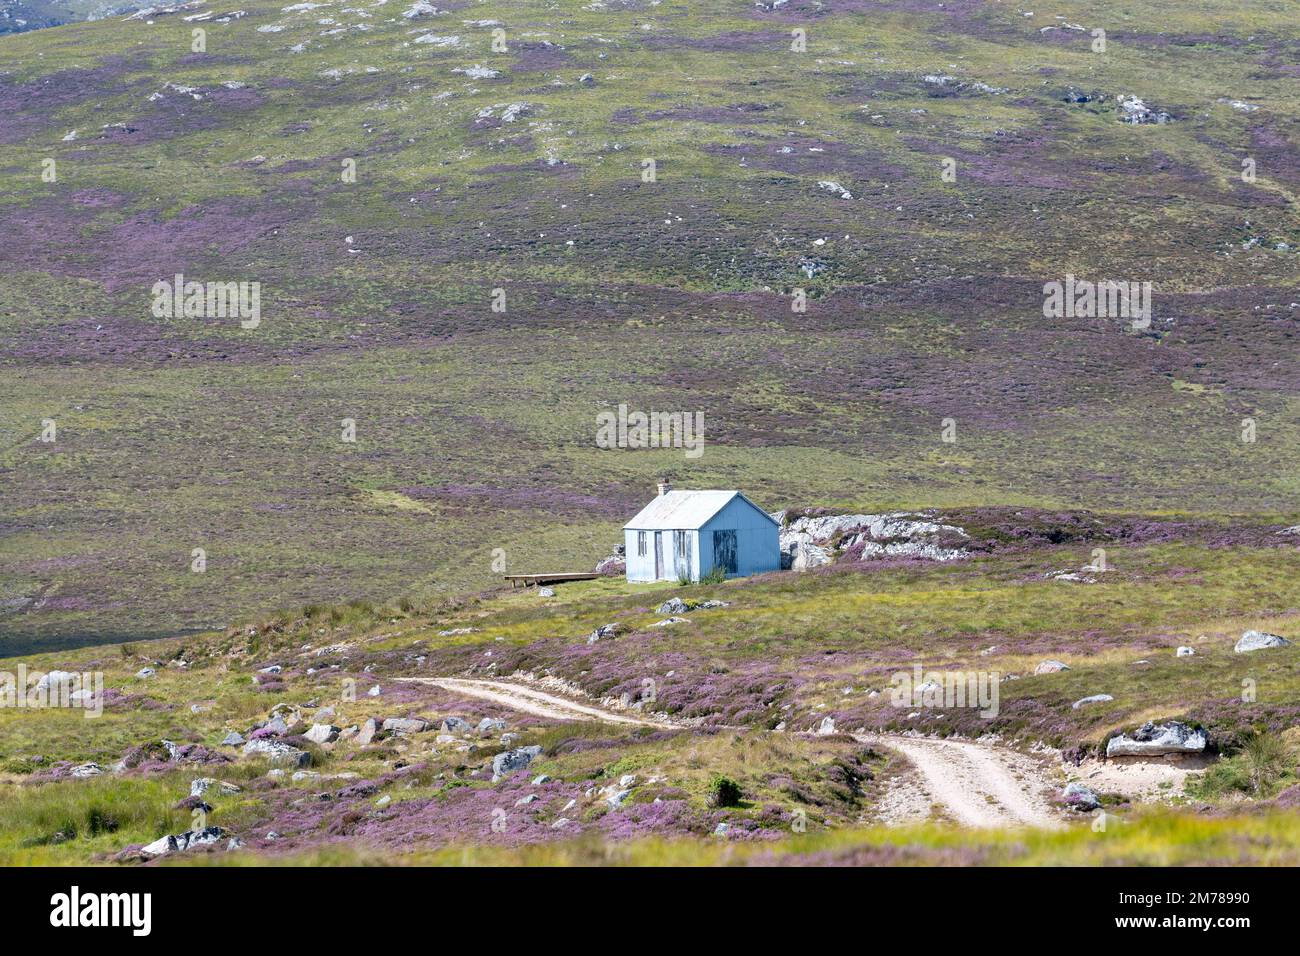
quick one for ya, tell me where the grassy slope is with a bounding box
[0,0,1298,648]
[1,521,1297,864]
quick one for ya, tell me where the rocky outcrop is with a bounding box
[1234,630,1292,653]
[242,739,310,767]
[1106,721,1207,757]
[1034,659,1070,674]
[381,717,429,734]
[492,745,542,782]
[140,826,225,858]
[587,622,622,644]
[595,544,626,576]
[304,723,340,743]
[1072,694,1113,709]
[774,512,968,571]
[1062,782,1101,811]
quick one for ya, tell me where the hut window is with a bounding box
[637,531,647,556]
[712,530,738,574]
[673,530,691,561]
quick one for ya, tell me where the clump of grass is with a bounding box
[0,777,186,862]
[700,566,728,586]
[1190,732,1297,799]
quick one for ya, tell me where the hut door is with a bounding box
[654,531,664,579]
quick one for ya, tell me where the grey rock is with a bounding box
[242,739,310,767]
[656,597,690,616]
[35,671,78,692]
[304,723,340,744]
[1063,782,1101,811]
[531,773,552,785]
[491,745,542,782]
[190,777,215,797]
[135,668,156,679]
[1234,630,1292,653]
[220,731,245,747]
[141,826,225,857]
[1072,694,1114,709]
[477,717,507,735]
[606,789,632,808]
[514,793,539,807]
[257,664,282,675]
[355,717,382,746]
[536,587,556,597]
[587,622,622,644]
[1176,646,1195,657]
[381,717,429,734]
[70,762,103,778]
[1035,659,1070,674]
[1106,721,1207,757]
[441,716,473,734]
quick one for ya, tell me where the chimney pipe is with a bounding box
[657,479,672,497]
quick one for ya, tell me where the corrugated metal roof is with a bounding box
[623,490,775,530]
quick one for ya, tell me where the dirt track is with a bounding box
[398,676,1064,829]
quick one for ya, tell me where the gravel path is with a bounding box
[399,676,1063,829]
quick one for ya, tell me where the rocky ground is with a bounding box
[2,507,1298,865]
[1,0,1298,650]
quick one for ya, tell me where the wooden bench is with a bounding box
[503,572,603,588]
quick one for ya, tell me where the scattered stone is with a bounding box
[619,774,637,788]
[1234,630,1292,653]
[606,789,632,808]
[141,826,225,858]
[656,597,690,615]
[816,716,836,736]
[1117,93,1172,124]
[243,739,310,768]
[356,718,382,746]
[190,778,215,797]
[304,723,340,744]
[536,587,556,597]
[515,794,539,807]
[477,717,507,735]
[367,685,382,697]
[532,774,552,785]
[551,817,570,829]
[713,822,730,836]
[135,668,156,679]
[492,745,542,782]
[1034,659,1070,674]
[257,665,282,675]
[382,717,429,734]
[1106,721,1207,757]
[221,731,245,747]
[650,617,690,627]
[376,795,391,807]
[587,623,622,644]
[441,717,473,734]
[817,180,852,200]
[1176,646,1195,657]
[1072,694,1114,709]
[70,762,103,778]
[1063,782,1101,811]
